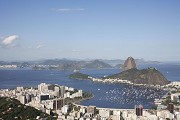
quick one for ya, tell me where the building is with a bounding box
[99,109,110,118]
[26,94,32,103]
[87,106,96,116]
[39,94,49,101]
[135,105,143,116]
[38,83,48,93]
[19,95,26,104]
[53,98,65,110]
[168,103,174,114]
[60,86,65,97]
[61,105,69,114]
[16,87,24,92]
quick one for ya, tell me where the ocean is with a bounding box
[0,63,180,109]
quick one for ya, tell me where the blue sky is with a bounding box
[0,0,180,61]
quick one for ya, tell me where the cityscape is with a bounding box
[0,0,180,120]
[1,57,180,120]
[1,81,180,120]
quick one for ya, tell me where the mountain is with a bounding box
[0,58,161,70]
[83,60,112,69]
[114,64,123,69]
[105,68,170,85]
[99,59,125,66]
[100,58,161,66]
[123,57,137,71]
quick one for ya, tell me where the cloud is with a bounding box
[1,35,19,48]
[36,44,45,49]
[55,8,85,12]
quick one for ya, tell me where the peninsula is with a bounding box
[69,57,170,86]
[104,57,169,86]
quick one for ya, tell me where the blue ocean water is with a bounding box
[0,63,180,109]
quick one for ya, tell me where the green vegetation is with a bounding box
[105,68,169,85]
[0,97,57,120]
[69,72,90,80]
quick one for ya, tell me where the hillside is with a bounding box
[83,60,112,69]
[105,68,170,85]
[0,97,56,120]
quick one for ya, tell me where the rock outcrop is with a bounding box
[104,57,169,86]
[123,57,137,71]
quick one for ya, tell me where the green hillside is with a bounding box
[0,97,57,120]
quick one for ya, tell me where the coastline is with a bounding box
[73,94,94,105]
[87,77,170,89]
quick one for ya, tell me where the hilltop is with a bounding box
[123,57,137,71]
[105,68,170,86]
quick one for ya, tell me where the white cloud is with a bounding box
[56,8,85,12]
[36,44,45,49]
[1,35,19,48]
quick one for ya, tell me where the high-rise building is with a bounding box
[135,105,143,116]
[87,106,96,116]
[168,103,174,113]
[54,86,60,92]
[53,98,65,110]
[26,94,32,103]
[38,83,48,93]
[19,95,26,104]
[54,86,60,97]
[60,86,65,97]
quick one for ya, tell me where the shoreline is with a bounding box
[91,77,169,89]
[73,94,94,105]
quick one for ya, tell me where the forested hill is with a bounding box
[0,97,57,120]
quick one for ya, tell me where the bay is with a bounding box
[0,63,180,109]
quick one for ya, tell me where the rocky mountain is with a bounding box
[105,68,169,85]
[123,57,137,71]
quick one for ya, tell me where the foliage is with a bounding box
[69,72,90,80]
[0,97,57,120]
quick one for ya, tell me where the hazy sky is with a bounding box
[0,0,180,61]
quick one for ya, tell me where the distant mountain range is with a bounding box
[0,58,161,70]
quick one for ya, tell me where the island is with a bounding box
[69,72,91,80]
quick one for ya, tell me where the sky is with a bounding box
[0,0,180,61]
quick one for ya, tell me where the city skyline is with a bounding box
[0,0,180,61]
